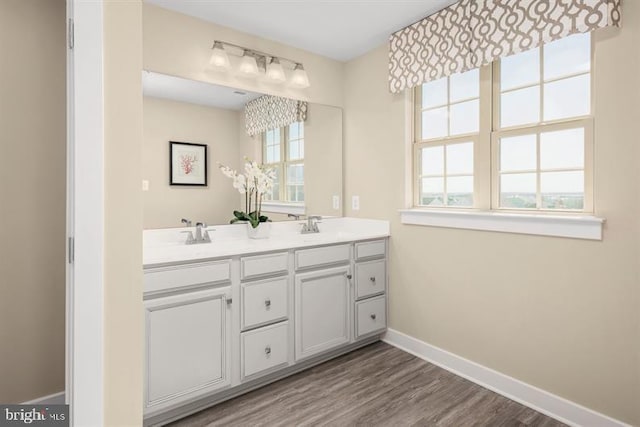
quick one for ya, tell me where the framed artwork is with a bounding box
[170,141,208,186]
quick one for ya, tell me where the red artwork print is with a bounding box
[180,154,198,175]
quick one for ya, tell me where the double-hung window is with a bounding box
[263,121,305,203]
[414,33,593,213]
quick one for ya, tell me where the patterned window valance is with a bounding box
[389,0,621,93]
[245,95,308,136]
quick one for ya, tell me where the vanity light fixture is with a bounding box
[208,40,310,88]
[207,41,231,71]
[291,63,310,89]
[239,50,260,78]
[266,57,286,84]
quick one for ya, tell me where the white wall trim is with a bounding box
[399,209,604,240]
[261,201,306,216]
[68,0,105,425]
[23,392,66,405]
[383,329,629,427]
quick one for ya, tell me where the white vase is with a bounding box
[246,221,271,239]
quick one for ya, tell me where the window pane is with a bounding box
[501,48,540,91]
[421,146,444,176]
[420,177,444,206]
[500,134,536,172]
[501,86,540,127]
[500,173,537,208]
[446,142,473,175]
[541,171,584,210]
[450,69,479,103]
[266,145,280,163]
[447,176,473,207]
[540,128,585,170]
[422,78,448,109]
[289,122,300,140]
[289,141,299,160]
[450,99,479,136]
[287,164,303,184]
[544,74,590,121]
[422,107,448,139]
[544,33,590,80]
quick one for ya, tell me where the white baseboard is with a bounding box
[383,329,629,427]
[22,391,65,405]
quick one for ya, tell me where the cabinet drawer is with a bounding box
[241,322,289,379]
[241,252,288,281]
[355,240,386,260]
[355,295,386,338]
[295,244,350,270]
[355,260,386,300]
[241,277,288,330]
[144,260,231,294]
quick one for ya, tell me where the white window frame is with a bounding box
[262,122,305,205]
[404,34,604,240]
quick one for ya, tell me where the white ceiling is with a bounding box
[142,71,262,110]
[144,0,459,62]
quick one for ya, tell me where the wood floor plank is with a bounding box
[168,342,566,427]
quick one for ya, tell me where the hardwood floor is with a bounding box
[169,342,566,427]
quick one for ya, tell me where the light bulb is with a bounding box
[207,41,230,71]
[239,51,259,78]
[266,57,286,83]
[290,63,310,88]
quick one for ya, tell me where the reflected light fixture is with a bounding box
[290,64,310,89]
[207,40,310,88]
[266,57,286,83]
[208,41,230,71]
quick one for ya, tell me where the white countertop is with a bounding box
[143,217,390,267]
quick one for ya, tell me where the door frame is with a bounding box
[66,0,105,425]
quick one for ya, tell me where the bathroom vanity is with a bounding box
[142,218,389,425]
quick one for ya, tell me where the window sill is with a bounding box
[262,201,306,216]
[399,209,604,240]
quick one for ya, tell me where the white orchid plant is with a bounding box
[219,159,277,228]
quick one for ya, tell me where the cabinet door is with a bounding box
[295,265,350,361]
[144,287,231,413]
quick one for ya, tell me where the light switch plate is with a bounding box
[352,195,360,210]
[142,180,149,191]
[332,195,340,210]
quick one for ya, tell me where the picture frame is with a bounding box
[169,141,208,186]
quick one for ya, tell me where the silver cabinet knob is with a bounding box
[370,277,376,283]
[346,274,352,280]
[264,299,271,309]
[265,345,271,355]
[370,314,377,320]
[226,297,232,305]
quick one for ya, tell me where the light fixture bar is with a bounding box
[211,40,301,69]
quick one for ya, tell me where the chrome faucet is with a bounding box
[181,221,213,244]
[181,218,192,227]
[287,213,301,221]
[301,215,322,234]
[194,222,212,243]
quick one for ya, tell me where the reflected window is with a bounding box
[262,121,304,202]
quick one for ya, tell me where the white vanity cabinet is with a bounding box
[144,286,232,414]
[143,222,389,426]
[239,252,291,381]
[353,240,388,338]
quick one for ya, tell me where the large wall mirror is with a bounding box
[142,71,343,229]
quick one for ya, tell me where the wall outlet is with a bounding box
[142,180,150,191]
[352,195,360,211]
[332,195,340,210]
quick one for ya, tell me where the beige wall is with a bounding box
[143,4,344,107]
[303,104,343,217]
[143,97,243,228]
[343,6,640,426]
[0,0,66,403]
[104,1,144,425]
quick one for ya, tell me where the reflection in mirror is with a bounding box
[142,72,343,229]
